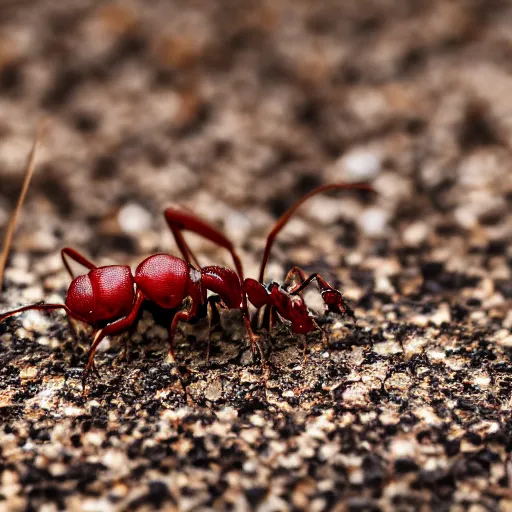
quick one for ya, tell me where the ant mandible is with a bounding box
[0,183,372,384]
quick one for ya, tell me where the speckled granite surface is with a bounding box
[0,1,511,511]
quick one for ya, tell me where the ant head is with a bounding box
[319,286,354,319]
[66,274,95,323]
[321,289,345,314]
[270,285,315,334]
[66,265,135,324]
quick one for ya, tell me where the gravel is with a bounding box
[0,1,511,511]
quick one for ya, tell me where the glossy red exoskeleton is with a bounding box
[0,183,372,383]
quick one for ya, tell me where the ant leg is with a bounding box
[82,291,144,387]
[0,303,73,323]
[165,225,201,269]
[258,183,373,283]
[284,266,308,290]
[164,208,245,282]
[61,247,97,279]
[299,324,327,363]
[0,302,92,365]
[314,320,329,349]
[164,208,249,319]
[167,298,199,371]
[242,315,268,374]
[284,266,320,295]
[205,295,222,362]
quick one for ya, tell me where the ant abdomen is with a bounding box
[66,265,135,323]
[66,275,95,323]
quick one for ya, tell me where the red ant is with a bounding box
[0,183,372,384]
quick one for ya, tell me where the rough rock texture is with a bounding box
[0,1,511,511]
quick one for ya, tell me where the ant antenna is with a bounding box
[0,123,45,289]
[258,183,374,283]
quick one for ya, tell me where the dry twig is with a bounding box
[0,125,44,288]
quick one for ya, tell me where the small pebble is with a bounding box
[358,207,389,236]
[224,211,252,244]
[403,221,429,246]
[338,149,381,182]
[118,203,153,234]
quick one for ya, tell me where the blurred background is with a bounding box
[0,0,511,303]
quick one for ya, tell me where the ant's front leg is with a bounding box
[242,315,269,376]
[205,295,223,362]
[167,297,200,375]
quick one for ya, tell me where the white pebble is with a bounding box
[278,452,302,469]
[474,375,491,387]
[84,432,104,447]
[22,310,52,332]
[358,207,388,237]
[497,334,512,347]
[223,211,251,244]
[11,252,30,270]
[403,222,429,246]
[80,498,114,512]
[64,406,84,417]
[159,162,198,195]
[454,206,477,229]
[342,383,369,405]
[118,203,152,234]
[4,267,35,286]
[390,439,416,458]
[427,348,446,362]
[339,149,381,181]
[102,449,128,471]
[430,303,451,326]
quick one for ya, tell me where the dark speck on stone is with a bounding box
[147,481,173,507]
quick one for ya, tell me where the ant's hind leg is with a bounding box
[313,319,330,352]
[253,304,275,332]
[163,208,245,282]
[299,321,329,363]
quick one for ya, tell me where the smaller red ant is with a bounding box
[0,183,372,385]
